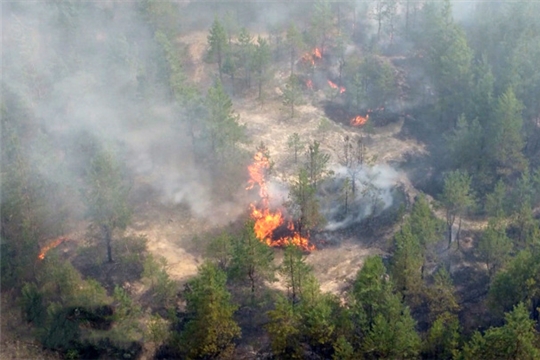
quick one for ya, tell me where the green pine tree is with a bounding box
[207,18,228,82]
[181,262,241,359]
[83,149,131,263]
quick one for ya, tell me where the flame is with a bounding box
[38,236,67,260]
[327,80,346,94]
[350,114,369,127]
[247,151,315,251]
[251,205,284,245]
[306,79,313,90]
[301,48,323,67]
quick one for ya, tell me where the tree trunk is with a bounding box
[290,48,294,76]
[258,77,262,100]
[337,3,341,34]
[249,267,255,303]
[345,188,349,215]
[389,19,395,45]
[338,60,344,85]
[447,211,454,249]
[289,257,296,303]
[456,216,462,250]
[447,223,453,249]
[218,48,223,82]
[377,17,382,42]
[102,224,113,263]
[405,0,410,35]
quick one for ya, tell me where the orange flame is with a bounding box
[306,79,313,90]
[38,236,67,260]
[350,114,369,127]
[327,80,346,94]
[251,206,284,245]
[247,151,314,251]
[301,48,323,67]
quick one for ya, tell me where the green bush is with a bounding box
[21,282,46,326]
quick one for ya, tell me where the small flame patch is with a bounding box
[38,236,67,260]
[350,114,369,127]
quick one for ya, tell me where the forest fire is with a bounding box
[350,114,369,127]
[38,236,67,260]
[247,150,314,251]
[327,80,346,94]
[301,47,323,66]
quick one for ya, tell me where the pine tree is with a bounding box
[463,303,540,360]
[237,27,254,88]
[350,256,393,344]
[478,219,512,279]
[287,133,305,164]
[229,221,276,303]
[488,249,540,318]
[429,268,459,315]
[440,170,474,249]
[287,169,324,237]
[206,231,234,270]
[204,79,246,158]
[362,293,421,359]
[282,75,303,118]
[265,295,302,358]
[310,0,334,53]
[423,312,460,360]
[285,24,304,76]
[390,221,424,304]
[253,36,272,101]
[485,180,507,218]
[207,18,228,82]
[280,242,312,303]
[487,88,528,178]
[341,135,365,195]
[181,262,241,359]
[445,115,483,173]
[298,275,338,350]
[409,194,443,278]
[305,140,332,190]
[332,335,355,360]
[83,149,131,263]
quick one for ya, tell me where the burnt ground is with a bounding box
[322,100,402,128]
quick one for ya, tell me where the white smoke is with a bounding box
[324,163,399,231]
